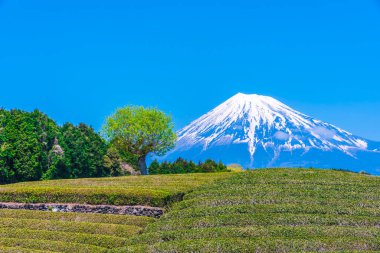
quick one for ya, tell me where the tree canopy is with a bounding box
[61,123,108,178]
[0,109,59,183]
[0,109,114,184]
[102,106,177,175]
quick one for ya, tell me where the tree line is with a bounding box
[0,109,123,184]
[0,107,228,184]
[149,158,229,174]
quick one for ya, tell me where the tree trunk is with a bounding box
[138,155,148,175]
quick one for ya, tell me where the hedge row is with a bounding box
[0,218,141,237]
[173,195,380,210]
[184,186,380,201]
[0,228,129,249]
[124,226,380,245]
[111,169,380,252]
[0,173,231,207]
[0,187,174,207]
[6,173,231,191]
[112,237,380,253]
[0,208,156,252]
[0,246,52,253]
[146,213,380,231]
[0,209,153,226]
[0,238,106,253]
[164,203,380,219]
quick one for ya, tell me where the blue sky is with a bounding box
[1,0,379,140]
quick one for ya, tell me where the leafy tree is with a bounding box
[102,106,176,175]
[61,123,108,178]
[103,146,123,176]
[0,109,60,183]
[42,138,70,180]
[0,109,116,184]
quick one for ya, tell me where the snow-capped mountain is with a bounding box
[162,93,380,174]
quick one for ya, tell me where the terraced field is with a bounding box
[0,173,231,206]
[2,169,380,252]
[0,209,153,253]
[0,173,231,252]
[112,169,380,252]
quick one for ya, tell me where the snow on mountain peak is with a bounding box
[175,93,370,164]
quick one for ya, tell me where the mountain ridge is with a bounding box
[161,93,380,174]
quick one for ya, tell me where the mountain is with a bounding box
[161,93,380,175]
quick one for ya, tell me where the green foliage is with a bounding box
[42,154,69,180]
[149,158,229,174]
[103,146,124,176]
[0,246,51,253]
[0,238,106,253]
[0,228,129,249]
[3,168,380,252]
[114,169,380,252]
[0,209,153,227]
[0,208,154,253]
[102,106,176,174]
[0,109,112,183]
[0,173,231,206]
[42,139,70,180]
[0,109,60,183]
[61,123,108,178]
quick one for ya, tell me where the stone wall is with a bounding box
[0,202,164,218]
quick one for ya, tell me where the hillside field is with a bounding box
[1,169,380,252]
[0,173,231,207]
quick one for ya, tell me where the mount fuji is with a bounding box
[161,93,380,174]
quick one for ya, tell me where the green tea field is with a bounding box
[0,209,152,252]
[114,169,380,252]
[0,173,231,206]
[1,169,380,252]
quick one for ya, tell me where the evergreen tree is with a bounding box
[103,146,123,176]
[61,123,108,178]
[148,158,229,175]
[148,160,160,174]
[0,109,60,183]
[42,138,70,180]
[0,109,111,184]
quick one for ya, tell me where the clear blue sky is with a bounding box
[1,0,379,140]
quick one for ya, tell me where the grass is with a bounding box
[110,168,380,252]
[0,173,231,206]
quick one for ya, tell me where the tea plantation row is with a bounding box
[112,169,380,252]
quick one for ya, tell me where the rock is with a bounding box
[0,202,164,218]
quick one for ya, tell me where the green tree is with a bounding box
[0,109,60,183]
[102,106,176,175]
[103,146,123,176]
[61,123,108,178]
[42,140,69,180]
[148,159,160,175]
[148,158,228,175]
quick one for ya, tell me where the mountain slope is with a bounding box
[162,93,380,174]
